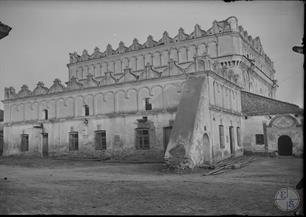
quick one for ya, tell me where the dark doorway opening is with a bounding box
[42,133,48,157]
[163,126,172,153]
[278,135,293,156]
[229,126,235,154]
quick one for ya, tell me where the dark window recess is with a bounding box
[95,130,107,150]
[136,129,150,150]
[255,134,264,145]
[21,134,29,152]
[84,105,89,116]
[145,98,152,111]
[69,132,79,151]
[44,109,48,120]
[236,127,241,147]
[219,125,225,148]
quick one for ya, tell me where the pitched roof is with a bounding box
[241,91,303,116]
[0,21,12,40]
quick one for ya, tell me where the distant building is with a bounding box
[0,21,12,40]
[1,17,303,167]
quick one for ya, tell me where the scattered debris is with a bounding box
[203,156,256,176]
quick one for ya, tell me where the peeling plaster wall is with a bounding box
[242,116,269,153]
[210,111,243,162]
[242,114,303,156]
[164,76,205,167]
[3,112,176,160]
[266,127,303,156]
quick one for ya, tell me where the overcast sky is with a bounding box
[0,0,304,110]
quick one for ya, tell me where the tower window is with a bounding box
[84,105,89,116]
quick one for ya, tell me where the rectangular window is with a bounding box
[95,130,107,150]
[236,127,241,147]
[84,105,89,116]
[219,125,225,148]
[136,128,150,150]
[21,134,29,152]
[69,132,79,151]
[145,98,152,111]
[255,134,264,145]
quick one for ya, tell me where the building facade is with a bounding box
[3,16,298,167]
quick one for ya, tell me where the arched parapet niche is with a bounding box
[103,91,115,114]
[163,82,182,109]
[169,47,179,63]
[12,103,24,122]
[75,95,84,117]
[150,85,164,111]
[29,101,39,120]
[94,93,104,115]
[47,100,56,119]
[24,102,33,121]
[178,46,188,64]
[207,40,218,58]
[64,97,75,118]
[197,43,208,57]
[56,98,66,118]
[187,45,197,62]
[38,100,49,120]
[115,89,127,113]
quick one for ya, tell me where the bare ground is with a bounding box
[0,155,303,215]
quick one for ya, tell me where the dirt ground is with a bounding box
[0,155,303,215]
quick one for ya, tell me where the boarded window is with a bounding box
[95,130,106,150]
[21,134,29,152]
[219,125,225,148]
[255,134,264,145]
[136,128,150,150]
[69,132,79,151]
[236,127,241,147]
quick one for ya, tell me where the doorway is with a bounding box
[229,126,235,154]
[203,133,210,163]
[278,135,293,156]
[163,126,172,153]
[42,133,48,157]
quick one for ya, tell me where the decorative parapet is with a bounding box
[4,87,16,99]
[66,76,83,90]
[67,16,273,71]
[238,24,274,69]
[33,82,48,96]
[4,56,241,101]
[18,85,32,97]
[83,73,99,88]
[3,17,268,101]
[48,78,65,94]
